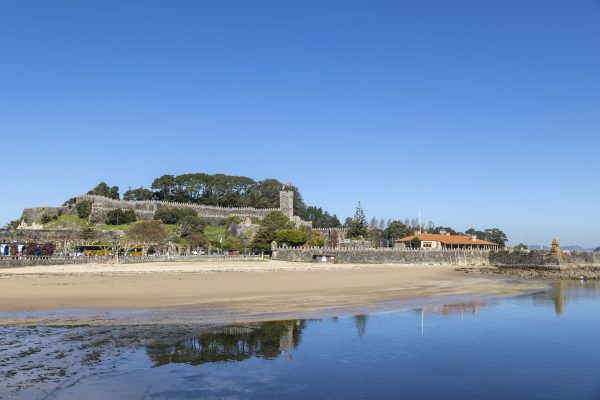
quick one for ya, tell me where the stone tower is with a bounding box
[279,189,294,219]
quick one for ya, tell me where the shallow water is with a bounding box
[1,280,599,399]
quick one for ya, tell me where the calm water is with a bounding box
[1,281,600,399]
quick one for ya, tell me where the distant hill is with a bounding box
[526,244,596,252]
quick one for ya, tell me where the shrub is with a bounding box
[154,207,197,225]
[275,229,308,247]
[40,214,52,224]
[106,209,137,225]
[76,200,93,219]
[310,231,325,247]
[41,243,56,256]
[177,215,206,238]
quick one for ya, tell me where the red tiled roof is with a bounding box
[395,234,498,246]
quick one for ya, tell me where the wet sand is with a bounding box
[0,261,543,320]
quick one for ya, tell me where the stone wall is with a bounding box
[273,247,600,268]
[21,206,68,222]
[312,228,349,245]
[78,195,281,224]
[272,247,491,266]
[0,229,118,243]
[0,256,113,268]
[490,250,600,269]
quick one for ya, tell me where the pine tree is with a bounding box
[80,221,97,242]
[427,220,435,232]
[370,216,378,228]
[348,202,369,239]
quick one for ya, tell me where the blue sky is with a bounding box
[1,1,599,247]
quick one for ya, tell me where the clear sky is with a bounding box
[1,1,599,247]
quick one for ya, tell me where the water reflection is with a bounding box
[4,282,600,399]
[526,280,600,316]
[143,283,600,368]
[146,320,305,367]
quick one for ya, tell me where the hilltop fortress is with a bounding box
[21,189,313,228]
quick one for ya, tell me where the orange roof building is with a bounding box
[395,233,499,250]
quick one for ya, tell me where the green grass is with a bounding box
[44,215,222,240]
[43,214,87,230]
[97,223,131,231]
[204,225,226,242]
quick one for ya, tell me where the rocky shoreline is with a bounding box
[459,266,600,280]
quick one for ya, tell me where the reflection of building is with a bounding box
[416,301,483,317]
[146,320,305,367]
[396,234,499,250]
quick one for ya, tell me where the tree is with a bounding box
[275,229,308,247]
[76,200,93,219]
[80,221,97,242]
[126,221,167,256]
[370,228,384,248]
[433,226,458,235]
[40,214,52,224]
[88,182,119,200]
[176,215,206,238]
[222,236,244,251]
[466,227,508,248]
[106,209,137,225]
[304,206,342,228]
[484,228,508,248]
[514,243,528,251]
[383,221,413,245]
[370,216,378,229]
[260,211,293,231]
[186,232,209,250]
[410,237,422,249]
[154,207,197,224]
[310,231,325,247]
[426,220,435,232]
[250,228,276,253]
[250,211,293,253]
[347,202,369,239]
[123,187,154,201]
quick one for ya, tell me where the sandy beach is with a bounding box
[0,261,543,318]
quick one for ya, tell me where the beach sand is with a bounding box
[0,261,543,319]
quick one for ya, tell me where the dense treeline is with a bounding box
[86,173,341,229]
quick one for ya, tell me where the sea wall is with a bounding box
[490,250,600,269]
[271,247,491,266]
[272,247,600,268]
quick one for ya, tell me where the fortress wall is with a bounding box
[78,195,280,223]
[21,207,68,222]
